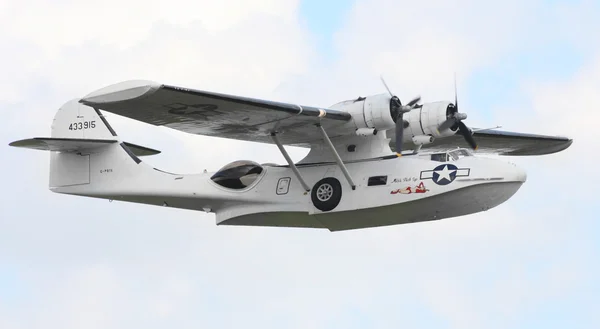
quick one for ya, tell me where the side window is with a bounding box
[368,175,387,186]
[431,153,448,162]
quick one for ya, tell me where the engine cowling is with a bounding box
[363,94,397,131]
[332,96,458,139]
[404,101,458,139]
[331,93,397,131]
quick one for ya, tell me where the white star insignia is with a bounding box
[435,165,456,183]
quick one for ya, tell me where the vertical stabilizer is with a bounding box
[51,99,117,140]
[49,100,118,188]
[9,99,161,193]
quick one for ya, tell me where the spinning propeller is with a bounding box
[436,77,478,150]
[380,76,421,156]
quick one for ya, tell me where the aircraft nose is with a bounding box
[509,163,527,183]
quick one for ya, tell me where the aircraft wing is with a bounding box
[80,80,353,147]
[390,129,573,156]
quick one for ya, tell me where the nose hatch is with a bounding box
[512,164,527,183]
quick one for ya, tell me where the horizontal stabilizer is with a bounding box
[9,138,160,156]
[122,142,161,156]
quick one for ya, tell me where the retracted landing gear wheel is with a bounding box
[311,177,342,212]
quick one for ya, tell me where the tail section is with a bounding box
[51,98,117,140]
[9,99,160,189]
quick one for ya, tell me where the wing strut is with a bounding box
[317,124,357,190]
[270,133,311,192]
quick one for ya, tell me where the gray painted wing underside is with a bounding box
[80,80,572,155]
[81,83,353,147]
[389,129,573,156]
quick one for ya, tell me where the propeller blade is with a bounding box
[405,96,421,108]
[454,73,458,111]
[395,114,404,156]
[457,121,477,150]
[380,76,394,97]
[437,118,456,132]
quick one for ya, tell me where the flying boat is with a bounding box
[9,79,573,231]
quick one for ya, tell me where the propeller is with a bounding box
[380,76,421,156]
[436,76,478,150]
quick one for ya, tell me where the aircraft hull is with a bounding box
[220,181,523,231]
[51,143,527,231]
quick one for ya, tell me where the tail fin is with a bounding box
[51,98,117,140]
[9,99,160,188]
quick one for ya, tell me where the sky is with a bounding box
[0,0,599,328]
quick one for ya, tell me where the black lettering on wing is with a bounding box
[166,103,220,117]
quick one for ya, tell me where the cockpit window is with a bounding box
[430,153,449,162]
[429,149,472,162]
[211,160,264,189]
[449,149,473,160]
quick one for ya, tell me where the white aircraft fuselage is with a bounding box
[52,142,526,231]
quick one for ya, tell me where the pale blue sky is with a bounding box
[1,1,599,328]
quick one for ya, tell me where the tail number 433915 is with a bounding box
[69,121,96,130]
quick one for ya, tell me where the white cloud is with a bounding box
[1,0,599,328]
[0,0,297,51]
[526,55,600,140]
[0,0,309,104]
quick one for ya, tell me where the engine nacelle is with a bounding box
[404,101,457,139]
[331,96,459,143]
[331,93,396,131]
[363,94,396,131]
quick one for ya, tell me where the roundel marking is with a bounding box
[432,164,458,185]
